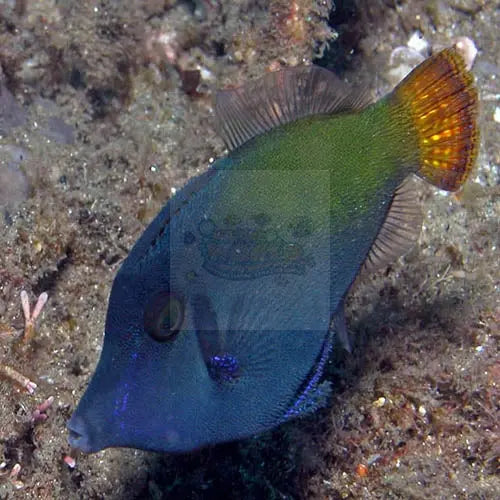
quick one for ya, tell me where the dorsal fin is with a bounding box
[215,66,371,151]
[363,177,423,272]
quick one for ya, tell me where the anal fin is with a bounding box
[332,305,351,353]
[363,177,423,273]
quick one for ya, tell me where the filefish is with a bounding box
[68,47,478,453]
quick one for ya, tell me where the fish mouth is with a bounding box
[67,415,95,453]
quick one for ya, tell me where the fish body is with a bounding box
[68,48,478,453]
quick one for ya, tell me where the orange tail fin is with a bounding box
[392,47,479,191]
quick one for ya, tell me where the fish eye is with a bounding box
[144,292,184,342]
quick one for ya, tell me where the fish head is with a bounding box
[67,178,333,453]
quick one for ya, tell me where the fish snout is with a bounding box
[67,413,97,453]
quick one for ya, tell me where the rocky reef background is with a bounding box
[0,1,498,498]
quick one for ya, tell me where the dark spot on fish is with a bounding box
[185,270,197,281]
[253,212,271,226]
[184,231,196,245]
[289,216,313,238]
[223,214,241,226]
[199,219,215,236]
